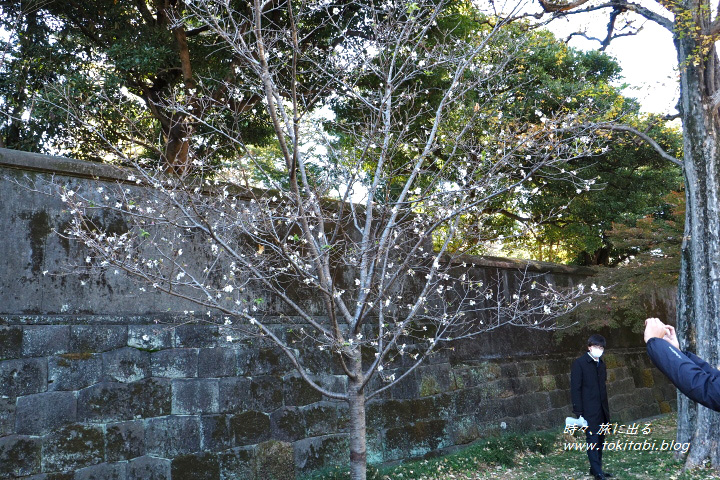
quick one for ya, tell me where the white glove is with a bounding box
[565,415,588,428]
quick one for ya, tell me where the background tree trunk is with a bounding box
[675,31,720,467]
[347,351,368,480]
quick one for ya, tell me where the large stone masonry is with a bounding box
[0,148,677,479]
[0,320,675,479]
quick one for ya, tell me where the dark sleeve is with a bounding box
[686,351,717,375]
[570,358,583,415]
[646,337,720,412]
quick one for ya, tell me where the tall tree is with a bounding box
[430,29,684,265]
[0,0,367,171]
[561,190,684,332]
[50,1,602,478]
[515,0,720,468]
[497,117,683,265]
[331,21,677,265]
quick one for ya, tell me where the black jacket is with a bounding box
[570,352,610,430]
[646,337,720,412]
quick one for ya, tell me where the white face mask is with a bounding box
[589,347,604,359]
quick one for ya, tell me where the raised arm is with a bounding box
[646,337,720,412]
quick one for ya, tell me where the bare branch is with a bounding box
[592,124,683,167]
[541,0,674,32]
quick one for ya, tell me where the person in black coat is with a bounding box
[571,334,613,480]
[644,317,720,412]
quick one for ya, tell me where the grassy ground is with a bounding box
[306,414,720,480]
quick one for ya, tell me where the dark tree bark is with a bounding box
[674,32,720,467]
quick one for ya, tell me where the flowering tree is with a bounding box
[52,1,606,478]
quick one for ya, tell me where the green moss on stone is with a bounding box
[451,372,465,390]
[256,440,295,480]
[641,369,655,388]
[474,362,502,382]
[453,416,481,445]
[419,375,441,397]
[43,424,105,472]
[534,362,549,376]
[60,352,93,361]
[0,327,22,360]
[230,411,271,445]
[171,452,220,480]
[540,375,556,391]
[603,353,621,369]
[0,436,41,477]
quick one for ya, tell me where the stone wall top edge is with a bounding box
[449,253,597,277]
[1,147,596,277]
[0,313,311,325]
[0,147,128,182]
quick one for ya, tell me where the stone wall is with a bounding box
[0,148,677,479]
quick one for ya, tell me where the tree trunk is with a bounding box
[674,31,720,468]
[347,350,368,480]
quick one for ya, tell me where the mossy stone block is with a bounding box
[150,348,198,378]
[250,346,292,376]
[0,435,41,477]
[0,326,22,360]
[145,416,201,457]
[383,426,410,461]
[407,419,448,455]
[603,353,622,369]
[452,415,481,445]
[103,347,150,383]
[42,424,105,473]
[540,375,557,391]
[373,397,436,427]
[256,440,294,480]
[171,452,220,480]
[22,325,70,357]
[389,372,420,400]
[303,403,338,437]
[106,420,145,462]
[450,387,482,416]
[78,379,170,423]
[80,382,136,423]
[229,411,271,446]
[0,358,47,397]
[198,348,237,377]
[49,353,103,391]
[294,435,348,474]
[0,396,14,436]
[270,407,305,442]
[16,391,77,435]
[283,375,322,406]
[535,361,550,376]
[127,455,170,480]
[128,325,173,351]
[218,447,255,480]
[248,376,284,412]
[74,462,127,480]
[420,375,441,397]
[172,378,219,414]
[174,325,219,348]
[548,388,569,408]
[200,415,233,452]
[641,368,655,387]
[70,325,128,353]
